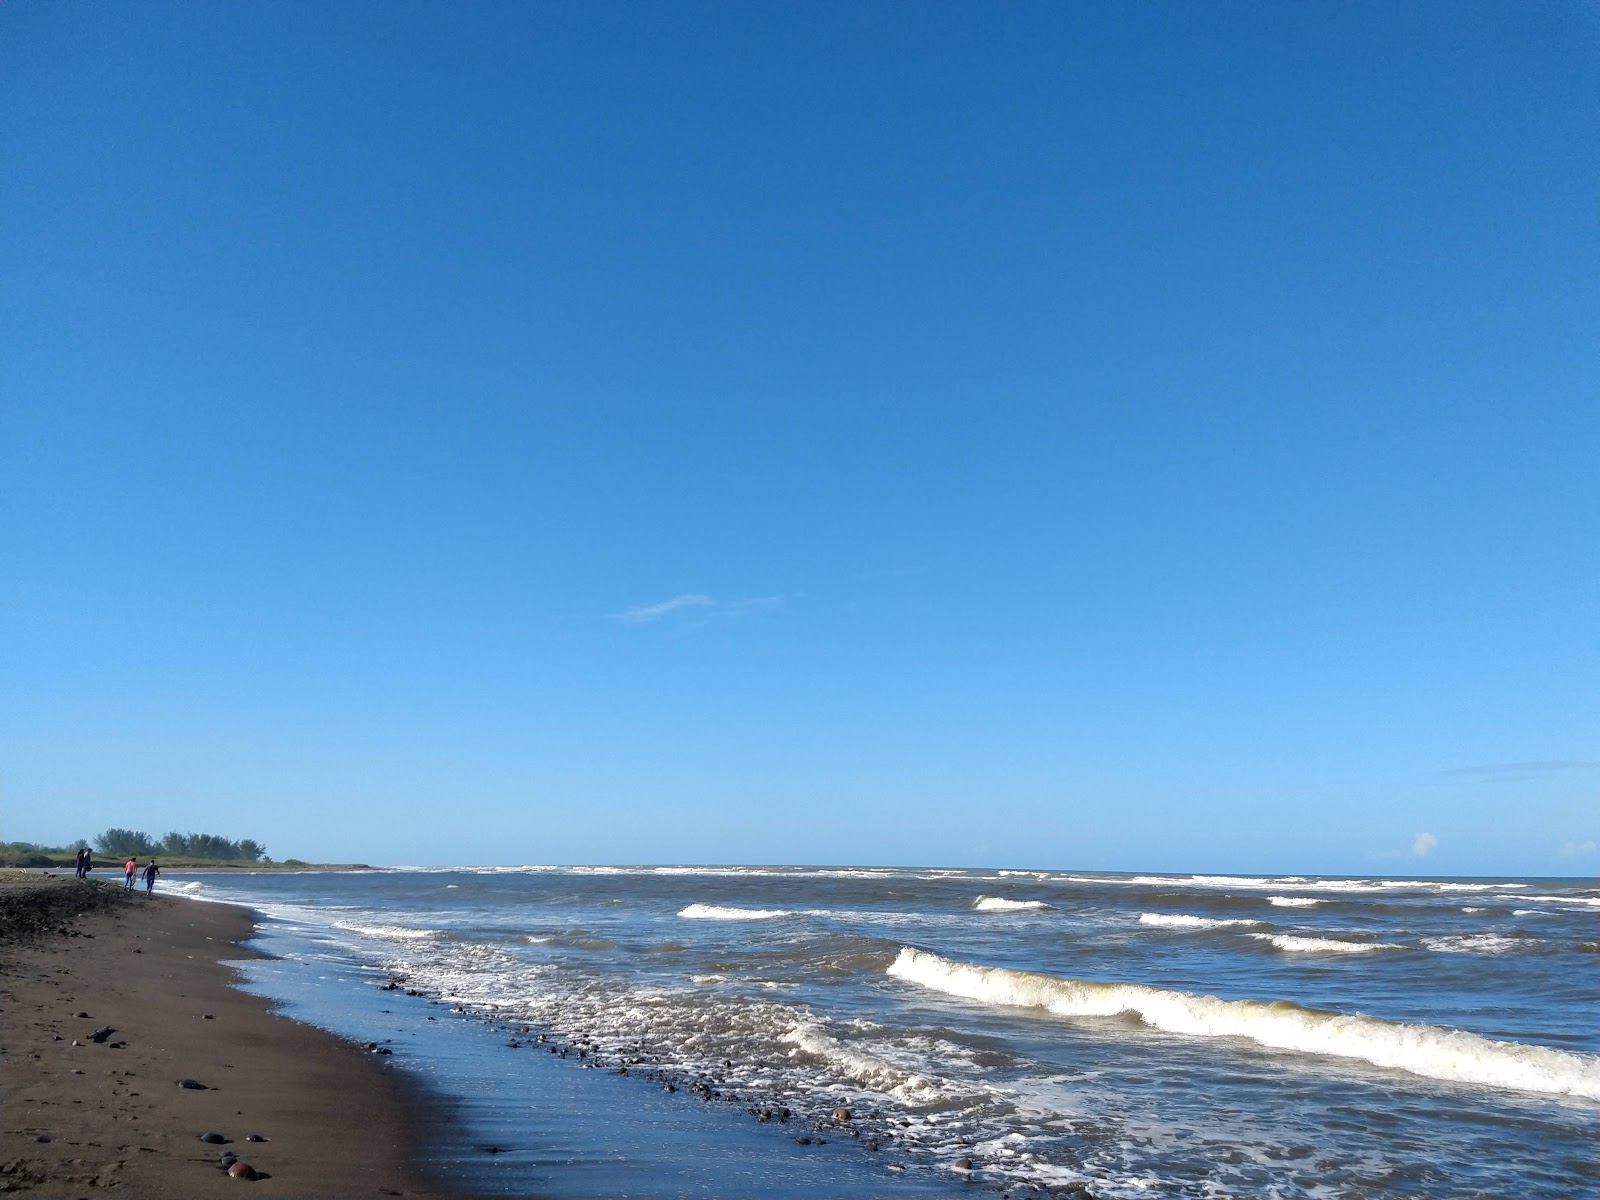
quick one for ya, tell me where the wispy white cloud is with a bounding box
[1412,831,1438,857]
[612,593,785,626]
[1558,839,1596,859]
[614,593,716,624]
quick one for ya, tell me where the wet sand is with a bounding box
[0,872,476,1198]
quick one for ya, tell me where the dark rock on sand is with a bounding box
[178,1077,208,1089]
[200,1130,229,1144]
[245,1134,267,1142]
[954,1156,974,1171]
[34,1135,50,1143]
[833,1107,852,1122]
[74,1011,89,1018]
[90,1025,114,1043]
[227,1160,259,1180]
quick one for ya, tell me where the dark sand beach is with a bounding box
[0,873,472,1199]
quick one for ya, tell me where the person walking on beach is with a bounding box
[143,860,159,895]
[83,849,92,877]
[124,857,137,890]
[75,848,86,879]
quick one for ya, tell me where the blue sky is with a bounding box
[3,2,1596,872]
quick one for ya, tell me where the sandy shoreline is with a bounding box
[0,873,478,1199]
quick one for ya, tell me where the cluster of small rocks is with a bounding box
[198,1130,269,1180]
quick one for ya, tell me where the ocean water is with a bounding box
[173,867,1598,1199]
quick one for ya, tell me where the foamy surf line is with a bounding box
[886,947,1600,1100]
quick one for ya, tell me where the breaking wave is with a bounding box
[1250,933,1399,954]
[886,948,1600,1099]
[1268,896,1321,907]
[973,896,1052,912]
[1138,912,1262,929]
[677,903,793,920]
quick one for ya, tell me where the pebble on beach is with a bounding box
[227,1160,259,1180]
[201,1130,229,1144]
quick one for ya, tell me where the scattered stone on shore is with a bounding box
[90,1025,115,1043]
[34,1135,50,1143]
[74,1011,89,1018]
[227,1160,259,1180]
[245,1134,268,1142]
[200,1130,229,1144]
[833,1106,852,1122]
[177,1077,209,1089]
[954,1156,974,1171]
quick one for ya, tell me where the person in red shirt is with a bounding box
[124,857,137,890]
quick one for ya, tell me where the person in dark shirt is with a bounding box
[143,860,159,895]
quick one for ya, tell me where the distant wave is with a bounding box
[1249,933,1399,954]
[1139,912,1262,929]
[1268,896,1321,907]
[973,896,1053,912]
[886,947,1600,1099]
[1517,894,1600,909]
[1126,874,1534,896]
[677,903,792,920]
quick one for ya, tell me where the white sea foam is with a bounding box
[677,903,792,920]
[886,947,1600,1099]
[335,922,447,940]
[780,1019,946,1103]
[1517,894,1600,909]
[974,896,1053,912]
[1250,933,1399,954]
[1423,935,1523,955]
[1268,896,1321,907]
[1138,913,1262,929]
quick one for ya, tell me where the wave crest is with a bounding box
[1139,913,1262,929]
[1250,933,1399,954]
[677,903,792,920]
[973,896,1052,912]
[886,947,1600,1099]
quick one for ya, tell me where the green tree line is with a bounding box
[92,828,267,861]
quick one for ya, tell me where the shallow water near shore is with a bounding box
[180,866,1598,1198]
